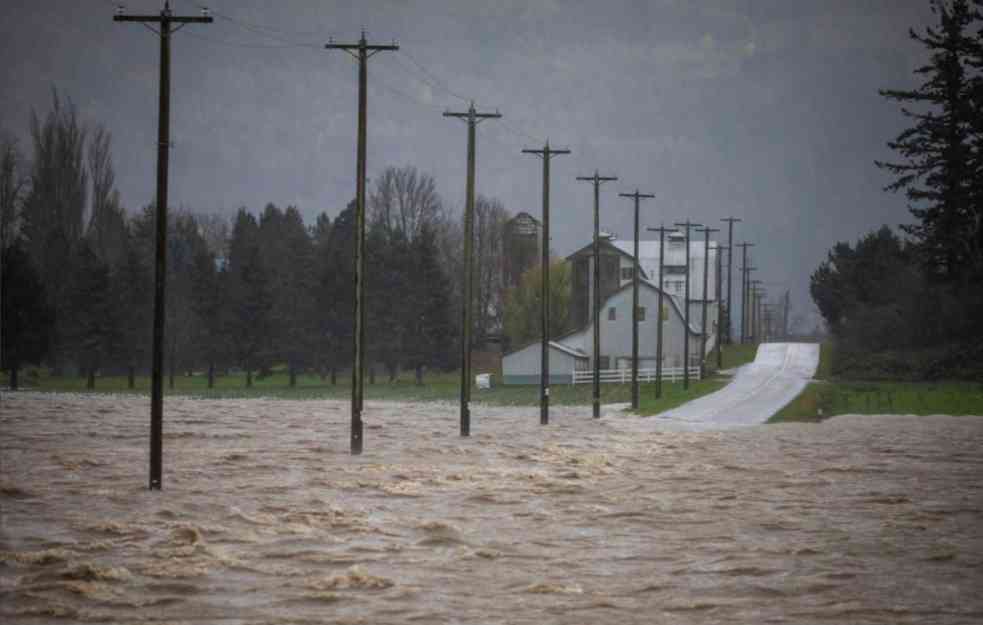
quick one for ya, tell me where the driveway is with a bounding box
[613,342,820,431]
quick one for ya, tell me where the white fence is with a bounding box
[572,365,701,385]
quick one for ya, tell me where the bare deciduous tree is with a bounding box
[369,165,442,241]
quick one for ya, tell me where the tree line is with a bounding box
[1,91,526,389]
[811,0,983,380]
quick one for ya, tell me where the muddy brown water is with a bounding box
[1,392,982,624]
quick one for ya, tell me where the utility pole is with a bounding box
[576,171,618,419]
[326,32,398,454]
[114,2,212,490]
[749,279,763,343]
[674,221,702,389]
[783,289,790,339]
[715,245,727,370]
[720,217,741,344]
[696,227,719,379]
[736,242,755,343]
[647,225,671,399]
[744,267,758,342]
[445,103,501,436]
[618,190,655,410]
[521,142,570,426]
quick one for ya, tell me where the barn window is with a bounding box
[637,306,646,321]
[608,307,616,321]
[621,266,634,280]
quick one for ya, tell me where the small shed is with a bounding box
[501,341,588,385]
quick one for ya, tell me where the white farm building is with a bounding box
[502,278,716,385]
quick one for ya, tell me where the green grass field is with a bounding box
[771,341,983,422]
[0,366,727,409]
[771,380,983,422]
[2,342,758,411]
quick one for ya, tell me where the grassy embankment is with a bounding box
[771,342,983,422]
[0,343,759,414]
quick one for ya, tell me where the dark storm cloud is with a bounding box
[1,0,934,324]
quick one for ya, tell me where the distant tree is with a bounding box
[314,200,354,381]
[310,211,332,245]
[367,221,409,381]
[876,0,982,283]
[810,226,928,350]
[0,133,26,250]
[1,241,51,389]
[473,195,509,342]
[112,232,152,389]
[164,212,208,387]
[403,222,454,384]
[503,259,572,350]
[21,90,88,373]
[227,209,272,387]
[259,204,317,386]
[86,125,127,266]
[369,165,442,241]
[65,243,117,389]
[189,242,225,388]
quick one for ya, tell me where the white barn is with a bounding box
[502,279,716,385]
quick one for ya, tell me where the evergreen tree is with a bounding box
[65,243,117,389]
[1,241,51,389]
[189,243,225,388]
[876,0,981,283]
[314,200,355,381]
[21,90,88,374]
[111,229,152,389]
[259,204,317,386]
[227,209,272,387]
[403,222,453,384]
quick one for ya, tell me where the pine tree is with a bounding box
[1,241,51,389]
[403,223,453,384]
[227,209,272,387]
[189,244,225,388]
[876,0,981,283]
[314,200,355,381]
[112,231,152,389]
[65,242,117,389]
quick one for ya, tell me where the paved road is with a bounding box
[613,342,820,431]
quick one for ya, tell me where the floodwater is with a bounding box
[1,392,982,624]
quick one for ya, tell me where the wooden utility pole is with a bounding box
[576,171,618,419]
[736,242,755,344]
[783,289,791,339]
[113,2,212,490]
[720,217,741,344]
[749,279,763,343]
[618,190,654,410]
[674,221,702,389]
[715,245,728,370]
[647,225,671,399]
[445,103,501,436]
[326,32,398,454]
[697,227,719,379]
[744,267,757,342]
[521,142,570,426]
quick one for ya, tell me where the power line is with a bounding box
[180,29,319,49]
[396,49,470,103]
[177,0,335,44]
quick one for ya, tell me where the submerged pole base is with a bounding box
[351,417,363,455]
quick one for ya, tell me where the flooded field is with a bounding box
[2,392,982,624]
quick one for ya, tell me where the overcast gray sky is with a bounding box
[1,0,934,326]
